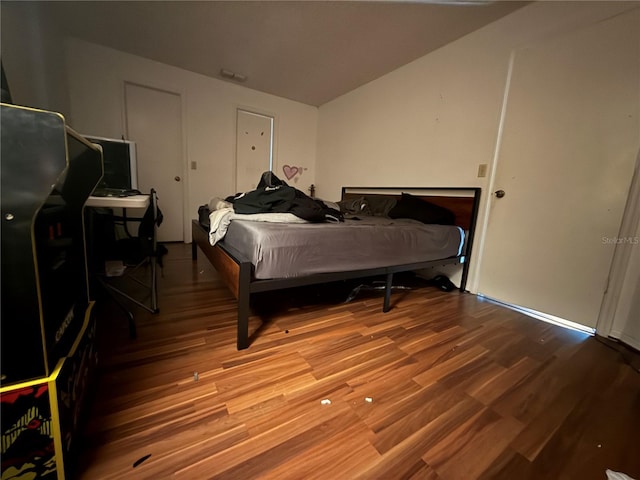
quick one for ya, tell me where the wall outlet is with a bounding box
[477,163,488,178]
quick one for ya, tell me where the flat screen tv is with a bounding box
[84,135,138,191]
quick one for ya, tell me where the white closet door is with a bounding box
[236,109,273,193]
[477,10,640,329]
[609,220,640,350]
[125,83,184,242]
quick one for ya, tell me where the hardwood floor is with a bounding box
[76,243,640,480]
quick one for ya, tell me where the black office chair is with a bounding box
[101,189,164,338]
[117,190,165,268]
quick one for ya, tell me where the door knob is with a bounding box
[175,176,181,182]
[494,189,505,198]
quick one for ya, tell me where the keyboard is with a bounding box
[92,188,142,198]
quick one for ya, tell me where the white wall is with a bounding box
[316,1,638,292]
[64,38,318,241]
[0,2,70,116]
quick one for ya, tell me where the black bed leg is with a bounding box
[237,263,251,350]
[460,260,469,292]
[237,304,249,350]
[191,241,197,260]
[383,273,393,313]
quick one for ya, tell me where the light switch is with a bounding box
[477,163,488,178]
[191,161,197,170]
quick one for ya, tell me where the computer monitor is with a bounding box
[84,135,138,190]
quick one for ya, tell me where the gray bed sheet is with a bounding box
[222,216,465,279]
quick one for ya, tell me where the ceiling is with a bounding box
[48,1,528,106]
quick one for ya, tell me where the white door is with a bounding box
[610,235,640,350]
[477,10,639,330]
[125,83,184,242]
[236,109,273,192]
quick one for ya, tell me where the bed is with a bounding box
[192,187,481,349]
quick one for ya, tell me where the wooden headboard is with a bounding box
[340,187,481,232]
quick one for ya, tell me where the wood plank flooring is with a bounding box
[75,243,640,480]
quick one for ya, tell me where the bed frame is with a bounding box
[192,187,481,349]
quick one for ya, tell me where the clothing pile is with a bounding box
[201,171,342,246]
[226,171,342,223]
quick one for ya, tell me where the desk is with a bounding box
[85,192,158,338]
[86,194,149,209]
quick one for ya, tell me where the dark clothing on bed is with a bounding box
[228,171,343,223]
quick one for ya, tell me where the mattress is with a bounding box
[222,215,464,279]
